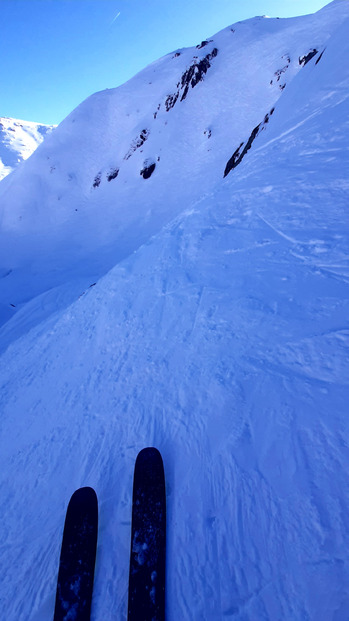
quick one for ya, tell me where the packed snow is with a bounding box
[0,117,55,181]
[0,2,348,619]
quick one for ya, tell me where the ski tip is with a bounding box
[136,447,163,463]
[68,486,98,509]
[134,448,165,482]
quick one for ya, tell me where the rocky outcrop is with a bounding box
[92,172,102,188]
[315,49,325,65]
[140,160,156,179]
[224,108,275,178]
[165,93,179,112]
[180,48,218,102]
[124,129,150,160]
[196,40,213,49]
[299,49,318,66]
[161,48,219,113]
[270,55,290,90]
[107,168,119,182]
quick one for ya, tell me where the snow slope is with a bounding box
[0,116,55,181]
[0,0,346,335]
[0,2,349,619]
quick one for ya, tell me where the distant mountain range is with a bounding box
[0,116,55,180]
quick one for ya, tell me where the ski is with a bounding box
[128,447,166,621]
[53,486,98,621]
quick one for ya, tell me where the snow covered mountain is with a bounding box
[0,116,55,181]
[0,2,349,619]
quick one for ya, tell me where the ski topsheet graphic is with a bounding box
[128,447,166,621]
[53,486,98,621]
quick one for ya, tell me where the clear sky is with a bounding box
[1,0,331,125]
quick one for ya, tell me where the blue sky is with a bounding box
[1,0,330,125]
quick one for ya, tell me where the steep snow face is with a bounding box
[0,1,348,333]
[0,117,55,181]
[0,3,349,621]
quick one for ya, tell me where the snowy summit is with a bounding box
[0,1,349,619]
[0,116,55,181]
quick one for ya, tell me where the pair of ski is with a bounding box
[53,447,166,621]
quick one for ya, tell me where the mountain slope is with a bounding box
[0,1,347,342]
[0,116,55,181]
[0,2,348,620]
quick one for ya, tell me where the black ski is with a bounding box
[128,447,166,621]
[53,486,98,621]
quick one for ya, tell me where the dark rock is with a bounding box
[139,129,149,144]
[164,48,219,111]
[93,172,101,188]
[315,49,325,65]
[271,56,290,88]
[125,129,150,160]
[224,107,275,178]
[273,57,290,88]
[224,142,244,177]
[165,92,179,111]
[140,162,156,179]
[299,49,318,66]
[180,48,218,102]
[224,124,260,177]
[274,67,286,82]
[107,168,119,182]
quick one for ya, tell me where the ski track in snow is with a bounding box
[1,179,348,619]
[0,3,349,620]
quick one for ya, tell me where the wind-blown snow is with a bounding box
[0,117,55,181]
[0,2,348,619]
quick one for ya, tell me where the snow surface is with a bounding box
[0,2,349,619]
[0,117,55,181]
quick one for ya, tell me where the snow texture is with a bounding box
[0,2,349,619]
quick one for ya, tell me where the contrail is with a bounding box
[110,11,121,25]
